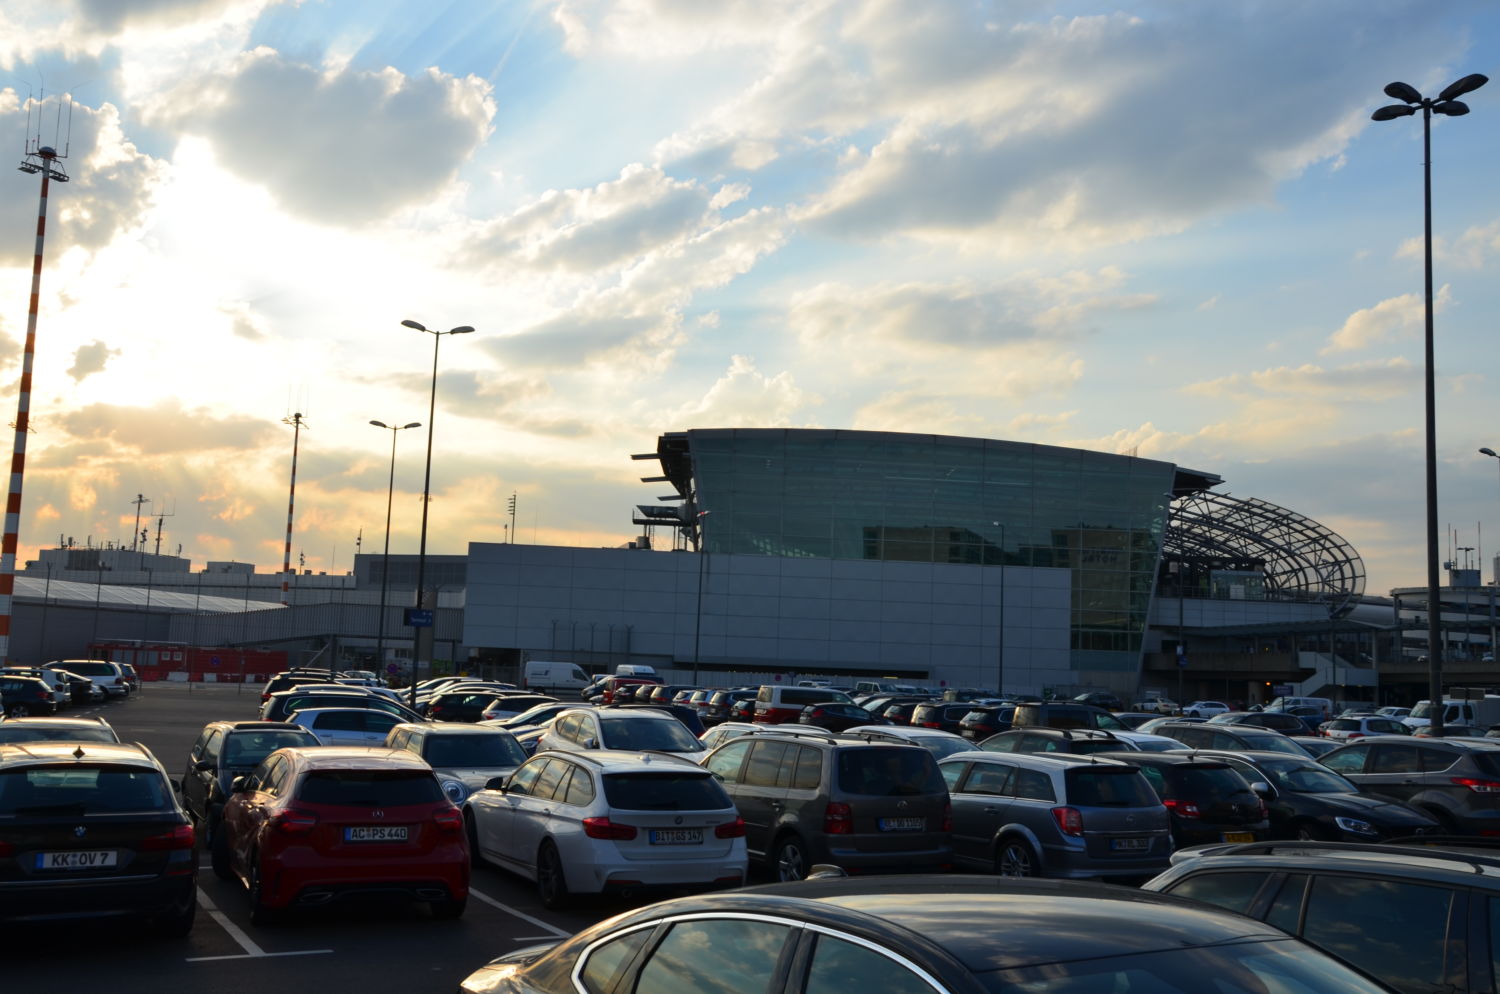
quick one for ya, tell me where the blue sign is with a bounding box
[404,608,434,628]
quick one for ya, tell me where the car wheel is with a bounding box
[429,895,467,920]
[995,836,1039,877]
[773,834,808,883]
[5,703,30,717]
[247,853,281,926]
[536,841,571,910]
[156,896,197,937]
[464,811,487,868]
[210,825,234,880]
[1422,807,1458,834]
[1294,821,1330,841]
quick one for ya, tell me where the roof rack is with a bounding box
[1208,839,1500,874]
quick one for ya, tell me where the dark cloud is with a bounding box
[55,400,279,454]
[66,340,121,382]
[71,0,238,32]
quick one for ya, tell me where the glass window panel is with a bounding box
[1164,872,1271,916]
[635,919,791,994]
[579,927,654,994]
[804,935,937,994]
[745,741,789,788]
[1302,875,1452,994]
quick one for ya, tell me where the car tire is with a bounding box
[157,896,197,937]
[429,895,467,920]
[995,836,1039,877]
[1294,821,1331,841]
[773,833,809,883]
[5,703,30,717]
[210,825,234,880]
[536,841,571,910]
[464,811,487,868]
[247,853,281,926]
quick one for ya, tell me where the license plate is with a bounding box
[1111,838,1149,851]
[880,817,924,832]
[1222,832,1255,843]
[344,825,409,842]
[37,850,117,870]
[649,828,703,845]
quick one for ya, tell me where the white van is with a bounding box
[614,664,658,679]
[1266,696,1333,718]
[524,661,591,694]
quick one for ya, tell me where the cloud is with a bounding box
[53,399,279,455]
[66,340,121,382]
[1401,218,1500,270]
[668,355,816,427]
[1185,358,1419,399]
[147,48,495,225]
[1321,288,1449,354]
[0,94,164,266]
[548,0,811,57]
[71,0,260,33]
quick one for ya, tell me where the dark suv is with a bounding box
[909,701,976,734]
[958,704,1014,740]
[980,727,1136,755]
[0,674,57,717]
[1094,751,1268,846]
[1145,840,1500,994]
[1319,735,1500,834]
[1210,711,1314,736]
[1149,721,1312,757]
[180,720,320,845]
[702,729,951,881]
[1010,702,1129,731]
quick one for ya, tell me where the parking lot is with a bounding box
[1,682,608,994]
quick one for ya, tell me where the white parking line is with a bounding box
[467,887,570,938]
[184,888,334,962]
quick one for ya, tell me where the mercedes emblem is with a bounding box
[371,810,385,819]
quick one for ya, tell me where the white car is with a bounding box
[288,707,405,746]
[1,667,71,708]
[385,721,527,805]
[463,749,747,908]
[536,707,708,761]
[843,725,978,762]
[1182,701,1232,718]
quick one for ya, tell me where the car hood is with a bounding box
[433,765,521,790]
[1289,790,1438,825]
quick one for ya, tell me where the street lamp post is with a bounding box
[1373,72,1488,737]
[370,419,421,685]
[1481,447,1500,657]
[400,319,474,708]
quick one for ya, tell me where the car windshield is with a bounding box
[422,734,526,768]
[980,936,1384,994]
[599,718,701,752]
[1257,759,1357,794]
[0,725,116,744]
[0,765,172,815]
[1241,735,1309,757]
[601,772,730,811]
[297,770,442,806]
[222,731,317,768]
[911,736,976,761]
[837,748,944,796]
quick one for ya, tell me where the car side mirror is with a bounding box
[195,759,216,772]
[1250,781,1272,797]
[230,776,250,793]
[583,736,599,749]
[485,776,509,791]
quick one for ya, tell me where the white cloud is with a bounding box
[668,355,815,427]
[66,340,120,381]
[1321,288,1449,354]
[1185,358,1419,399]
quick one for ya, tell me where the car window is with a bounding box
[223,731,313,768]
[599,718,701,753]
[562,767,596,807]
[1064,768,1158,807]
[296,769,442,805]
[423,734,526,768]
[1135,763,1167,797]
[1369,744,1424,774]
[262,756,291,796]
[981,734,1018,753]
[940,761,967,790]
[1162,871,1271,917]
[0,764,173,814]
[791,746,822,790]
[578,926,654,994]
[804,934,939,994]
[635,919,792,994]
[1013,768,1055,802]
[960,764,1012,796]
[316,711,363,731]
[837,749,944,797]
[745,740,790,788]
[1320,744,1369,774]
[705,741,752,784]
[508,759,546,796]
[602,772,729,810]
[1299,875,1454,994]
[533,759,568,800]
[1265,873,1308,933]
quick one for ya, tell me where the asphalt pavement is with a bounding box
[1,681,612,994]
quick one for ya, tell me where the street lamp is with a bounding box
[1372,72,1487,737]
[1481,447,1500,656]
[400,319,474,707]
[370,419,421,685]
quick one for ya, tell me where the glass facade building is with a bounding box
[655,429,1183,674]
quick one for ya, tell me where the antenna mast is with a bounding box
[153,500,176,556]
[129,494,149,552]
[0,95,72,662]
[281,412,308,606]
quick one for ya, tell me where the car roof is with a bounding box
[0,716,110,727]
[537,748,707,773]
[942,751,1130,771]
[391,722,516,737]
[1092,750,1227,767]
[1162,840,1500,883]
[272,746,431,770]
[594,876,1287,972]
[593,707,678,722]
[1329,734,1500,750]
[845,725,966,741]
[208,721,308,732]
[0,741,156,768]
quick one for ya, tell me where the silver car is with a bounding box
[385,722,528,806]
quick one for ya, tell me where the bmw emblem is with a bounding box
[674,816,683,825]
[74,826,86,838]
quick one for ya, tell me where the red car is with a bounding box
[213,746,468,924]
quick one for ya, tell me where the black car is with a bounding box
[1010,701,1129,731]
[797,702,887,732]
[458,874,1389,994]
[0,741,198,935]
[1195,749,1441,841]
[979,727,1135,755]
[1094,751,1268,847]
[1209,711,1315,736]
[259,688,423,724]
[702,688,757,727]
[0,675,56,717]
[1145,839,1500,994]
[958,704,1014,740]
[1074,691,1126,711]
[180,720,321,845]
[910,701,976,734]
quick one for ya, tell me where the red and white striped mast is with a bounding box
[280,412,307,606]
[0,136,70,662]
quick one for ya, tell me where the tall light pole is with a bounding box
[1372,72,1487,737]
[1481,447,1500,658]
[400,319,474,708]
[370,419,420,683]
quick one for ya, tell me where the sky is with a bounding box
[0,0,1498,597]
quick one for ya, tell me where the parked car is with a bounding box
[1072,691,1125,711]
[213,746,468,923]
[1194,749,1442,841]
[1,667,70,709]
[979,727,1139,755]
[701,688,757,727]
[1289,735,1342,758]
[1134,697,1180,714]
[385,722,527,805]
[534,707,708,760]
[52,668,102,705]
[1377,706,1413,719]
[425,688,524,722]
[457,874,1390,994]
[119,663,141,694]
[702,732,951,881]
[726,696,757,723]
[180,720,321,846]
[1148,721,1313,757]
[1209,711,1314,736]
[43,660,129,699]
[0,716,119,744]
[289,707,406,746]
[797,702,887,732]
[940,751,1171,878]
[1145,839,1500,994]
[1110,730,1190,752]
[753,685,858,725]
[908,701,978,733]
[1182,700,1232,718]
[0,674,58,717]
[844,725,977,762]
[258,668,345,703]
[0,741,198,934]
[1010,701,1130,731]
[473,694,559,723]
[1319,735,1500,834]
[1319,715,1412,740]
[464,749,746,908]
[1092,751,1268,847]
[479,701,590,733]
[260,688,423,724]
[1114,711,1165,729]
[697,721,760,752]
[957,704,1014,740]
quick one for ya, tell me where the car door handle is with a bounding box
[983,807,998,814]
[771,801,784,810]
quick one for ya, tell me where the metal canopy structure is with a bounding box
[1164,491,1365,616]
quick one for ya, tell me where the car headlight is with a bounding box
[442,779,467,804]
[1334,816,1377,836]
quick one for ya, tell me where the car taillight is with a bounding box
[920,721,942,729]
[430,705,444,716]
[715,817,747,839]
[1162,798,1201,819]
[273,808,319,834]
[1051,806,1084,836]
[0,839,12,856]
[139,823,196,850]
[824,801,853,835]
[1348,732,1364,739]
[582,817,637,840]
[1453,777,1500,793]
[433,808,463,833]
[36,690,49,701]
[809,708,825,718]
[942,800,952,832]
